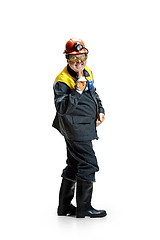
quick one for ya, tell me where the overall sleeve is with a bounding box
[89,70,105,115]
[54,81,81,116]
[94,90,105,115]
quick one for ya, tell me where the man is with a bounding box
[52,38,106,218]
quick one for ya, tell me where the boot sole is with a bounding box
[58,213,76,216]
[76,213,107,218]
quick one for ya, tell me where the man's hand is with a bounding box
[76,77,87,93]
[96,113,105,127]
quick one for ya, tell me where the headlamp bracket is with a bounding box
[74,42,83,52]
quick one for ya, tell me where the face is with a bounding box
[67,53,87,73]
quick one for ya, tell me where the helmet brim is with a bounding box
[63,49,88,55]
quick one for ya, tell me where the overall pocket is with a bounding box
[72,116,91,124]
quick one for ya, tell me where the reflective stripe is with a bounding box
[56,95,67,103]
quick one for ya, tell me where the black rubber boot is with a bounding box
[57,178,76,216]
[76,180,107,218]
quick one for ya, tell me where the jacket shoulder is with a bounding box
[54,66,76,89]
[85,66,93,80]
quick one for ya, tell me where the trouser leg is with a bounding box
[59,139,106,218]
[62,139,99,182]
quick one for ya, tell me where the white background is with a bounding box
[0,0,160,239]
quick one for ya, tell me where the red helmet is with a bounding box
[64,38,88,55]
